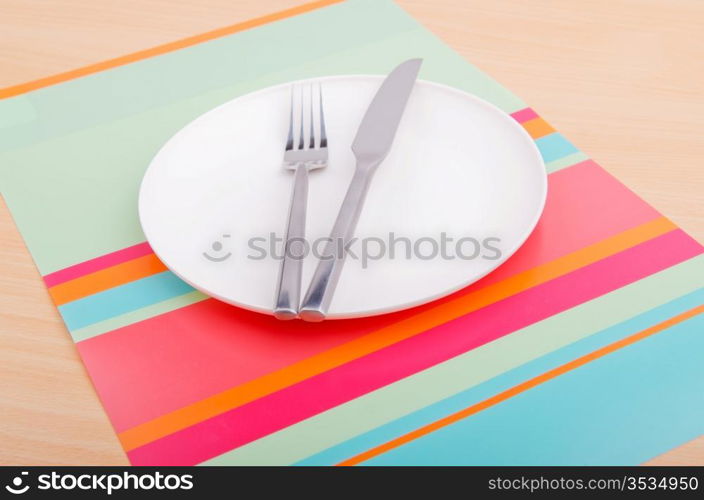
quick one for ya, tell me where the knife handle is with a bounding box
[299,166,373,322]
[274,165,309,319]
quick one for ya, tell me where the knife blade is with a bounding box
[352,58,423,164]
[299,59,422,321]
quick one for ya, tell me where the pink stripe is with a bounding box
[43,242,154,287]
[77,160,661,431]
[127,230,703,465]
[510,107,539,123]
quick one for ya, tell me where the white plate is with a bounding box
[139,76,547,319]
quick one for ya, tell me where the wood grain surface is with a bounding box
[0,0,702,465]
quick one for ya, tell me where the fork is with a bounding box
[274,84,328,319]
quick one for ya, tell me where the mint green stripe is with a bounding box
[545,151,589,173]
[0,0,525,275]
[70,290,207,342]
[202,254,704,465]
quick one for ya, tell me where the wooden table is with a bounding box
[1,0,702,465]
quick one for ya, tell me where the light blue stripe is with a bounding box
[57,271,194,330]
[535,132,579,163]
[297,289,704,465]
[363,311,704,465]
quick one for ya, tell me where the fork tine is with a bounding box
[286,86,294,151]
[318,83,327,149]
[309,85,315,149]
[298,86,305,151]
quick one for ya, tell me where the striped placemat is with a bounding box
[1,0,702,465]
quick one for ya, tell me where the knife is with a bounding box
[299,58,423,321]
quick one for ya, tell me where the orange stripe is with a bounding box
[0,0,343,99]
[338,304,704,465]
[48,253,167,306]
[522,117,556,139]
[117,216,675,451]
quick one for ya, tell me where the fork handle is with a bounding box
[299,166,373,322]
[274,165,309,319]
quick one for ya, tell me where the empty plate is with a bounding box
[138,76,547,319]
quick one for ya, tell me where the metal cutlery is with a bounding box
[273,84,328,319]
[299,59,422,321]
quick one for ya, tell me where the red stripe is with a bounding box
[126,229,703,465]
[77,160,660,431]
[467,160,660,289]
[78,302,413,432]
[43,242,154,287]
